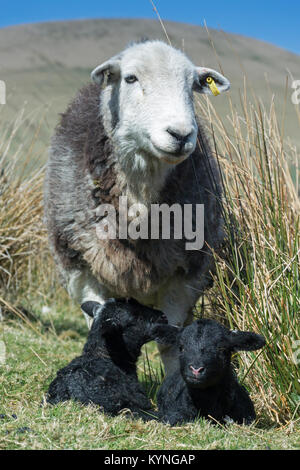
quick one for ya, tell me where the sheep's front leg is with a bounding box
[156,278,199,376]
[67,267,111,328]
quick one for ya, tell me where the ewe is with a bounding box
[44,39,230,374]
[46,298,169,419]
[155,319,266,425]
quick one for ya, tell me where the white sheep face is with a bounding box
[92,40,230,167]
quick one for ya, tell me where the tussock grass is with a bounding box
[0,109,47,302]
[193,75,300,424]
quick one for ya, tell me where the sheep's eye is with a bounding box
[125,75,138,84]
[179,345,184,353]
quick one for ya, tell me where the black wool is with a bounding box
[155,319,266,425]
[46,298,169,420]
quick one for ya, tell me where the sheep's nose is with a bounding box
[190,365,205,377]
[166,127,192,144]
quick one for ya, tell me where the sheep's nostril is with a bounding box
[166,127,191,144]
[190,365,205,376]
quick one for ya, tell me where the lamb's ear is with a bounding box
[150,324,182,345]
[91,56,121,85]
[81,300,121,333]
[229,330,266,352]
[194,67,230,95]
[81,301,103,319]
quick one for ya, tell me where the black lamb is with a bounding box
[46,298,169,420]
[154,319,266,426]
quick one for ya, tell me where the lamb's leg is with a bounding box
[67,267,111,329]
[156,278,198,376]
[227,384,256,425]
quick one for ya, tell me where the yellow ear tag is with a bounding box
[101,70,110,89]
[206,77,220,96]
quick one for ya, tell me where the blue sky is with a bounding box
[1,0,300,55]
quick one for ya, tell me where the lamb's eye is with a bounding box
[125,75,138,84]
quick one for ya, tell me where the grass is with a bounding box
[0,23,299,450]
[1,309,299,450]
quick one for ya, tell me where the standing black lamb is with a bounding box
[46,298,170,420]
[154,319,266,425]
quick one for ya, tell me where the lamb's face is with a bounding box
[178,320,232,389]
[81,298,168,358]
[177,319,265,389]
[114,299,168,352]
[92,40,230,167]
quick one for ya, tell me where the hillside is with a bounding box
[0,18,300,165]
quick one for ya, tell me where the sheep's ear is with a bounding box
[194,67,230,95]
[229,330,266,352]
[150,324,181,345]
[91,57,121,85]
[81,301,103,319]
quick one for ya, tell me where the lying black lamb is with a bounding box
[46,298,169,420]
[155,318,266,426]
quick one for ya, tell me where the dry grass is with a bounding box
[0,109,46,297]
[0,109,58,328]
